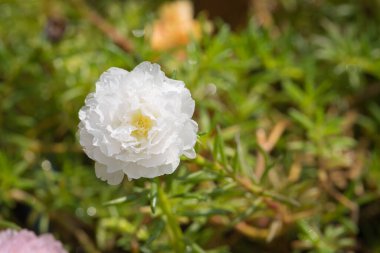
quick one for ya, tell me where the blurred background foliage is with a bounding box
[1,0,380,252]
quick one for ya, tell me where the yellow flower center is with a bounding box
[131,111,153,139]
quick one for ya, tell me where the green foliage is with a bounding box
[1,0,380,252]
[295,219,355,253]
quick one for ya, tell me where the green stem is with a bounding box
[195,155,300,207]
[157,181,185,252]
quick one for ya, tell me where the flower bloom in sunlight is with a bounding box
[149,0,201,51]
[79,62,198,184]
[0,229,67,253]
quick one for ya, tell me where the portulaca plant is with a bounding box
[78,62,198,184]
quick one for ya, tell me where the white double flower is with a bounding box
[79,62,198,184]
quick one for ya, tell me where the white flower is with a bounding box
[78,62,198,184]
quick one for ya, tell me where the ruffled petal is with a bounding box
[95,163,124,185]
[180,119,198,149]
[79,62,197,184]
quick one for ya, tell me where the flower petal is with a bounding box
[95,163,124,185]
[79,62,197,184]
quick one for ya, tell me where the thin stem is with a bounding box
[195,155,300,207]
[69,0,134,53]
[157,180,185,252]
